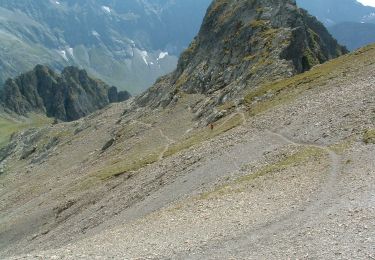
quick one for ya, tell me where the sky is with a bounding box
[358,0,375,6]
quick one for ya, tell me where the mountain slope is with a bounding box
[0,0,211,93]
[0,0,374,259]
[0,65,130,121]
[137,0,346,121]
[1,40,375,260]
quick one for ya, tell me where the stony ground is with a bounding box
[0,47,375,259]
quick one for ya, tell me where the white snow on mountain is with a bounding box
[140,50,149,65]
[92,30,100,37]
[101,6,111,14]
[58,50,68,61]
[67,47,74,58]
[362,11,375,21]
[158,51,168,60]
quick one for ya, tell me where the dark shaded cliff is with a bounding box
[1,65,131,121]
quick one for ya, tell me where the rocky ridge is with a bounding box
[137,0,347,123]
[0,65,130,121]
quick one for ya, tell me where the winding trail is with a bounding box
[239,111,246,124]
[215,111,247,129]
[114,111,341,256]
[267,130,341,205]
[131,119,153,128]
[184,130,342,259]
[130,119,175,161]
[158,129,175,161]
[5,113,348,259]
[139,110,248,160]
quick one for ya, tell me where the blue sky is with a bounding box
[358,0,375,6]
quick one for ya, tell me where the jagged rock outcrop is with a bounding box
[108,86,132,103]
[137,0,347,120]
[1,65,131,121]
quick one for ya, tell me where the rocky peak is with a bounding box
[137,0,347,119]
[1,65,131,121]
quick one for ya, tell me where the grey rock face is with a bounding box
[108,87,132,103]
[101,138,116,152]
[1,65,130,121]
[137,0,347,121]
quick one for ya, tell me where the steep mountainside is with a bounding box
[297,0,375,50]
[0,65,130,121]
[1,30,375,260]
[138,0,347,122]
[0,0,374,259]
[0,0,211,93]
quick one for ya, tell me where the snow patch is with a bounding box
[158,51,168,60]
[128,39,136,48]
[140,50,149,65]
[101,6,111,14]
[362,12,375,22]
[58,50,68,61]
[67,47,74,57]
[92,30,100,37]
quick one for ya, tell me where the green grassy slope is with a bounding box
[0,114,52,148]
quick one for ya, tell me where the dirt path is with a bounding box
[267,130,341,208]
[158,129,175,161]
[131,119,153,128]
[182,130,342,259]
[251,130,341,237]
[91,129,288,230]
[239,111,246,124]
[130,119,176,161]
[216,111,247,129]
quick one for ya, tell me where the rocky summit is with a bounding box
[137,0,347,123]
[0,65,130,121]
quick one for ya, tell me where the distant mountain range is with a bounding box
[329,22,375,50]
[0,0,373,99]
[297,0,375,50]
[0,0,211,94]
[297,0,375,26]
